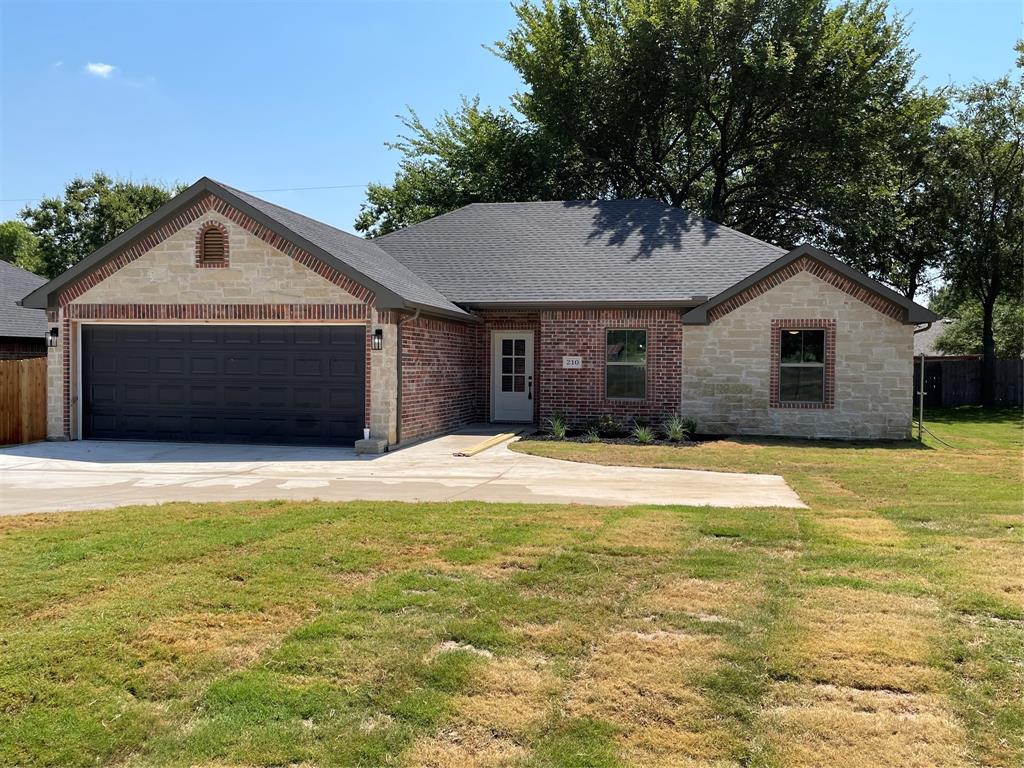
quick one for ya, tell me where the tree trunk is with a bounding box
[981,296,998,406]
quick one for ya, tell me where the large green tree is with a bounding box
[932,299,1024,360]
[20,173,182,278]
[356,99,604,237]
[361,0,945,296]
[935,76,1024,404]
[497,0,941,243]
[0,220,42,274]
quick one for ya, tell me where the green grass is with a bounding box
[1,408,1020,767]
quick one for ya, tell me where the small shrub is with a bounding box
[596,414,622,437]
[546,412,567,440]
[582,426,601,443]
[632,423,655,444]
[662,414,696,443]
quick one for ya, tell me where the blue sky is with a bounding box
[1,0,1020,232]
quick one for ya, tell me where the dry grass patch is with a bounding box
[136,608,306,669]
[639,577,759,621]
[762,681,969,768]
[780,587,944,693]
[404,725,528,768]
[455,654,561,735]
[593,510,687,551]
[818,514,906,546]
[957,537,1024,610]
[568,629,736,766]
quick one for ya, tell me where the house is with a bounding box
[913,318,978,360]
[0,260,47,360]
[20,177,937,447]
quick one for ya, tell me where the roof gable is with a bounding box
[681,245,938,325]
[21,178,469,320]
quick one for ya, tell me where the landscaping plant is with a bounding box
[545,412,567,440]
[631,422,655,444]
[662,414,696,443]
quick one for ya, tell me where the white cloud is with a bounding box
[53,61,63,68]
[85,62,115,78]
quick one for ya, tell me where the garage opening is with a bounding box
[82,325,365,445]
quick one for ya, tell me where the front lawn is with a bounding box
[1,408,1020,767]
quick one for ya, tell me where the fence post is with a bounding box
[918,353,925,442]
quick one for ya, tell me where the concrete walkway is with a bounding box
[0,430,805,515]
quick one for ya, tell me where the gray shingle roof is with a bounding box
[914,319,955,356]
[373,200,786,305]
[214,182,468,317]
[0,261,46,338]
[21,178,469,319]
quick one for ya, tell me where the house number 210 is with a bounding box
[562,356,583,369]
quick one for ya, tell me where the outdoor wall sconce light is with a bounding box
[372,328,383,350]
[47,327,59,348]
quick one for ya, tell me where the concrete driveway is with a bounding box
[0,430,804,515]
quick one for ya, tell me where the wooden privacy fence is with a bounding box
[0,356,47,445]
[914,357,1024,408]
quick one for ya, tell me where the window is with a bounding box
[606,329,646,399]
[197,224,227,267]
[778,329,825,403]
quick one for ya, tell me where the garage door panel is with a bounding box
[191,357,218,375]
[82,325,364,446]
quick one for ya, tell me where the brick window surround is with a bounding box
[769,319,836,409]
[195,220,230,268]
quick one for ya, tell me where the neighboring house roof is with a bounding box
[373,200,786,306]
[914,318,956,356]
[0,260,46,339]
[680,245,939,326]
[20,178,469,320]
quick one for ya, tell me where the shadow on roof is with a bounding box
[564,199,721,260]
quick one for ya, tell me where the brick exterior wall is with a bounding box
[0,337,46,360]
[396,308,685,440]
[683,269,913,440]
[537,309,683,427]
[399,315,484,442]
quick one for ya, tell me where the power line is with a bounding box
[0,182,370,204]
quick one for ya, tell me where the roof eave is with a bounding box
[459,299,705,311]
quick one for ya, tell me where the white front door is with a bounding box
[491,331,534,422]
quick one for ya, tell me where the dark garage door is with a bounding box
[82,325,365,445]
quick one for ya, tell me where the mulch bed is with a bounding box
[522,431,702,447]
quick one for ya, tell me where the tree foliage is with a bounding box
[498,0,941,244]
[361,0,945,297]
[935,76,1024,401]
[933,299,1024,359]
[20,172,182,279]
[356,99,604,237]
[0,220,42,274]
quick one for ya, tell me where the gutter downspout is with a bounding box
[394,308,420,445]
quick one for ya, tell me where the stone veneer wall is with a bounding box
[682,269,913,439]
[45,322,62,438]
[75,211,361,305]
[370,310,399,444]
